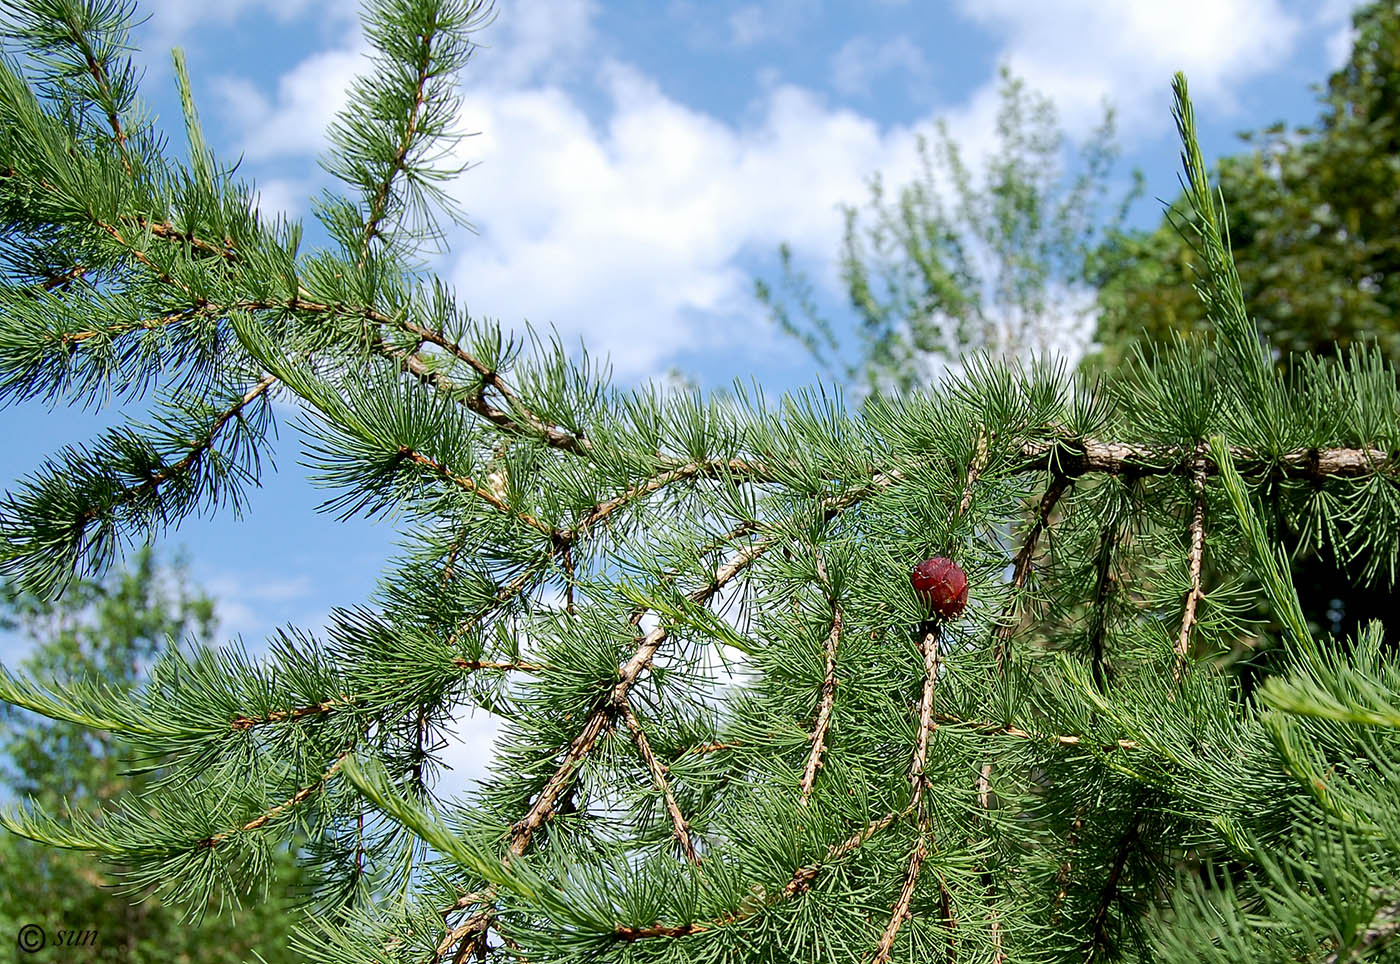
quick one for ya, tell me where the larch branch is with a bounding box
[73,373,277,529]
[398,446,553,536]
[1086,812,1141,956]
[507,533,770,856]
[614,809,905,943]
[800,552,842,803]
[870,832,930,964]
[621,702,700,864]
[1174,457,1208,679]
[199,749,349,849]
[992,472,1071,670]
[359,23,436,261]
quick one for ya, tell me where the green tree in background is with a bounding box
[1092,0,1400,367]
[755,67,1140,398]
[1091,0,1400,649]
[0,548,308,963]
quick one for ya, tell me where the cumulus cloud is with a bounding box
[435,711,504,799]
[207,0,1329,386]
[725,0,819,47]
[213,48,366,162]
[435,62,926,379]
[1315,0,1365,70]
[952,0,1304,134]
[466,0,600,89]
[137,0,356,49]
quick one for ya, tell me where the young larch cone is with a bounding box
[910,556,969,619]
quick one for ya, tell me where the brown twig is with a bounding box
[910,628,944,807]
[666,717,1141,757]
[1015,437,1395,480]
[799,553,842,803]
[449,657,543,672]
[1086,519,1119,692]
[68,26,131,173]
[71,373,277,529]
[1085,812,1141,958]
[1174,457,1208,679]
[230,699,343,730]
[507,534,770,856]
[398,447,553,536]
[871,832,930,964]
[876,431,985,962]
[358,25,435,262]
[614,809,905,943]
[439,903,495,960]
[621,703,700,864]
[673,740,739,758]
[991,473,1071,670]
[199,749,349,848]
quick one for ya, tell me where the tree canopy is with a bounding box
[1092,0,1400,367]
[755,67,1139,398]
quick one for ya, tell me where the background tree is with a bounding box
[1090,0,1400,649]
[0,548,310,963]
[1092,0,1400,368]
[754,67,1141,398]
[1,3,1399,963]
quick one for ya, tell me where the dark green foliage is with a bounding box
[1093,1,1400,364]
[1091,1,1400,650]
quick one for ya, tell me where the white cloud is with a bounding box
[953,0,1304,134]
[1315,0,1364,70]
[249,177,312,222]
[213,47,366,162]
[209,0,1331,389]
[725,0,819,47]
[467,0,600,89]
[435,63,928,380]
[436,709,503,799]
[830,35,933,101]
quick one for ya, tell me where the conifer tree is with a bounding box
[0,548,310,963]
[1,3,1399,963]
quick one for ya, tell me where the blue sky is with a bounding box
[0,0,1368,792]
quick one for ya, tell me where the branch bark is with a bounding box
[1174,457,1208,679]
[621,703,701,864]
[799,553,842,803]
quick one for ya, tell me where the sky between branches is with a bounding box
[0,0,1366,796]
